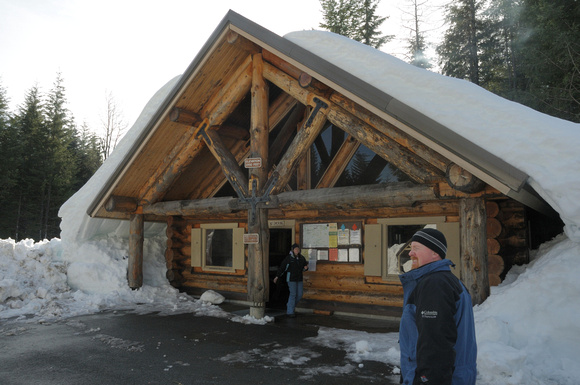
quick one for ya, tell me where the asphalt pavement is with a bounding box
[0,304,401,385]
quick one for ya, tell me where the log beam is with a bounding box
[247,53,270,319]
[327,106,442,183]
[200,126,249,198]
[446,163,486,193]
[263,61,443,184]
[460,198,490,305]
[187,92,299,200]
[139,55,253,204]
[269,95,329,194]
[316,135,360,189]
[330,93,449,172]
[128,213,144,289]
[142,182,438,216]
[105,195,138,213]
[170,107,201,126]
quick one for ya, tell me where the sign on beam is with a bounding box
[243,233,260,244]
[244,158,262,168]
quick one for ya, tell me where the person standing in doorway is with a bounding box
[273,243,308,317]
[399,228,477,385]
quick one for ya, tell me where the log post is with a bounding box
[128,213,144,289]
[247,53,270,319]
[460,198,490,304]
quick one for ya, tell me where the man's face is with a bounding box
[293,247,300,254]
[409,241,440,269]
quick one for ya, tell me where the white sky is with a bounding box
[0,0,446,136]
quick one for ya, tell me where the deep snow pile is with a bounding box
[0,237,269,325]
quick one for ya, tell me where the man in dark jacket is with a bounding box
[274,243,308,317]
[399,228,477,385]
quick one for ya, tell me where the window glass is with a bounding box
[205,229,233,268]
[310,123,346,187]
[387,224,437,275]
[336,145,412,187]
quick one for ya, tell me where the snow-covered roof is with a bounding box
[60,10,580,244]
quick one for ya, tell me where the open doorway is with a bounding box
[267,228,292,309]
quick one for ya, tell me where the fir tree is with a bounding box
[7,85,45,240]
[356,0,392,49]
[41,73,77,238]
[517,0,580,121]
[437,0,486,85]
[319,0,392,49]
[0,81,18,203]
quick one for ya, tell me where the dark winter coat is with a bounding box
[399,259,477,385]
[276,251,308,282]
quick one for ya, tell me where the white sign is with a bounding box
[243,233,260,244]
[244,158,262,168]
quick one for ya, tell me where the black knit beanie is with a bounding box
[411,228,447,259]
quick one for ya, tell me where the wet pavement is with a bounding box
[0,304,401,385]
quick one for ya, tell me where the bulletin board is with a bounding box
[300,221,362,263]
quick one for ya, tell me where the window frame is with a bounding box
[364,217,460,281]
[191,223,245,273]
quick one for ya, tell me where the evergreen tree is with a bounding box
[437,0,486,85]
[0,80,17,203]
[319,0,392,49]
[71,122,102,192]
[356,0,392,49]
[320,0,360,38]
[6,85,46,240]
[484,0,525,94]
[516,0,580,121]
[40,73,77,238]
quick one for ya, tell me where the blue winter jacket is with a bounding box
[399,259,477,385]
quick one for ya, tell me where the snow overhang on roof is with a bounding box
[87,10,552,218]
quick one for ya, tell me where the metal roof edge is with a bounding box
[506,182,559,217]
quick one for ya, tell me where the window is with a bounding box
[364,217,460,280]
[191,223,245,272]
[205,229,233,268]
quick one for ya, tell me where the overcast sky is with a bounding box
[0,0,446,136]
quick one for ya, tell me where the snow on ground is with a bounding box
[2,30,580,384]
[1,234,579,384]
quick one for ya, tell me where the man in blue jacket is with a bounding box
[399,228,477,385]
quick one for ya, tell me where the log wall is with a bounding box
[486,199,529,286]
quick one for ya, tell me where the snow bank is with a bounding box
[474,234,580,384]
[2,234,579,383]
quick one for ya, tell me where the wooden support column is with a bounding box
[248,53,270,319]
[128,213,144,289]
[460,198,490,305]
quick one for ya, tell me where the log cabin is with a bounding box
[85,11,563,319]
